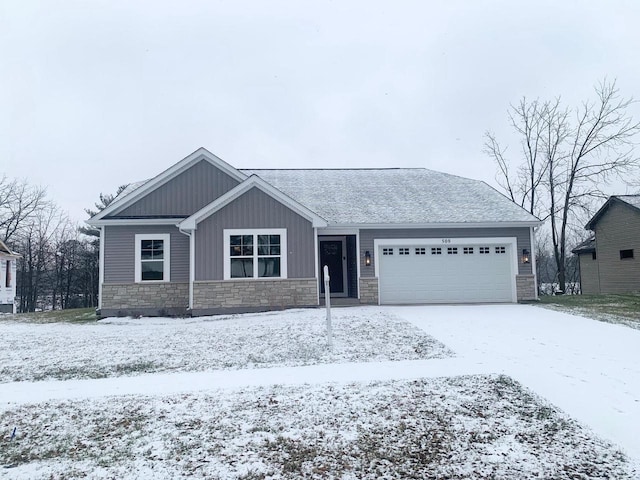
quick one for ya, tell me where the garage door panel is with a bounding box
[378,243,514,304]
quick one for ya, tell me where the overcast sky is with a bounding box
[1,1,639,223]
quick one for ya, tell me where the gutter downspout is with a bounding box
[99,226,105,312]
[178,226,195,313]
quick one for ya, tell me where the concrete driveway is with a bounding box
[394,304,640,462]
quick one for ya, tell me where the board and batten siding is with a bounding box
[104,225,189,283]
[593,201,640,293]
[359,227,533,278]
[114,160,240,218]
[195,187,315,281]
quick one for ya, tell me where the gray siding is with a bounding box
[593,202,640,293]
[104,225,189,283]
[578,253,600,295]
[114,159,240,217]
[359,227,533,277]
[195,187,315,281]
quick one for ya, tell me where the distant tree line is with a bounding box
[0,175,125,312]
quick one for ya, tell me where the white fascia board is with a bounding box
[90,148,247,222]
[328,221,543,229]
[87,218,186,226]
[317,227,360,235]
[180,175,328,230]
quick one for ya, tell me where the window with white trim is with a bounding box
[135,234,170,282]
[224,229,287,279]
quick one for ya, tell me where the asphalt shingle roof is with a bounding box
[242,168,539,225]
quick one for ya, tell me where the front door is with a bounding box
[319,237,348,297]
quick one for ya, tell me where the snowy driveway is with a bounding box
[394,304,640,462]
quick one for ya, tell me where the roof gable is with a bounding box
[179,175,328,230]
[585,195,640,230]
[88,148,247,224]
[0,239,20,258]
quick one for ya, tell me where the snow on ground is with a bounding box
[1,304,639,478]
[0,308,452,383]
[1,375,634,479]
[396,304,640,463]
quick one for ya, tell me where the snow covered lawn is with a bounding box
[2,375,634,479]
[0,308,452,383]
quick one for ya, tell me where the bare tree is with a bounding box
[486,80,640,292]
[0,176,48,243]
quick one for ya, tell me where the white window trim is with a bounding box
[223,229,288,280]
[134,233,171,283]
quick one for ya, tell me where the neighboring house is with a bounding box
[572,195,640,295]
[87,148,541,317]
[0,239,19,314]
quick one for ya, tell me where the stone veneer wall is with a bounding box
[359,277,379,304]
[101,283,189,317]
[516,274,537,301]
[192,278,317,314]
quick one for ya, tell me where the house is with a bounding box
[572,195,640,295]
[87,148,541,317]
[0,239,19,314]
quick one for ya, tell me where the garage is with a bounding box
[376,239,517,304]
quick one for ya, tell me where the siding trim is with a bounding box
[529,226,539,300]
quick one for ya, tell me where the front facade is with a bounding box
[573,196,640,295]
[0,240,19,314]
[88,148,541,317]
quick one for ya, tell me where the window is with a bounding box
[431,247,442,255]
[479,247,490,254]
[620,249,634,260]
[415,248,426,255]
[399,248,410,255]
[495,246,506,254]
[463,247,474,255]
[135,234,170,282]
[5,260,11,288]
[383,248,394,255]
[447,247,458,255]
[224,229,287,279]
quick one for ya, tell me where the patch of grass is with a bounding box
[538,293,640,329]
[4,308,97,324]
[1,375,634,479]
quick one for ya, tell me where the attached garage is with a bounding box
[375,238,518,304]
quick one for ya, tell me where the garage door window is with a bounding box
[463,247,474,254]
[383,248,394,255]
[431,247,442,255]
[415,248,426,255]
[447,247,458,255]
[495,246,506,254]
[479,247,490,254]
[399,248,410,255]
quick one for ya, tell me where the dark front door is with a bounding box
[320,239,345,295]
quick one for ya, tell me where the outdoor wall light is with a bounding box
[522,249,530,264]
[364,251,371,266]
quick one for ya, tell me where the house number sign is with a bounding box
[441,238,451,244]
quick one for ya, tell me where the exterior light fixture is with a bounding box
[365,251,371,266]
[522,249,530,264]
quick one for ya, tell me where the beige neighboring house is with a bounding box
[0,239,20,314]
[573,195,640,295]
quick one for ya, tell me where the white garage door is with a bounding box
[378,242,515,304]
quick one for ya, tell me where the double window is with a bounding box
[224,229,287,279]
[135,234,171,282]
